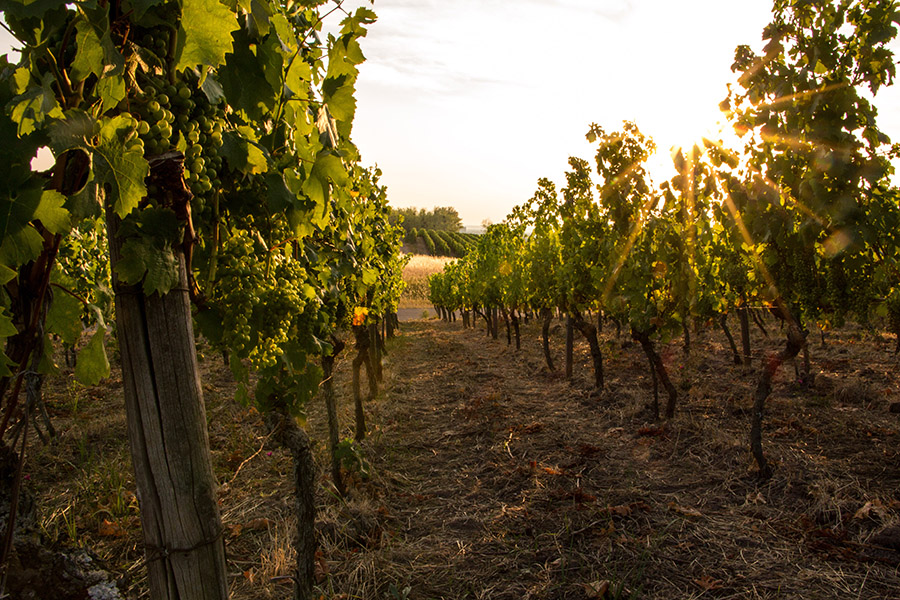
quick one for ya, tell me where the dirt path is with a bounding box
[30,317,900,600]
[335,319,900,599]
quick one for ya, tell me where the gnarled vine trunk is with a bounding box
[631,327,677,419]
[511,310,521,350]
[750,322,807,479]
[573,313,603,389]
[352,326,377,441]
[719,313,742,365]
[322,337,346,497]
[738,304,752,367]
[565,315,574,379]
[266,408,317,600]
[540,308,555,371]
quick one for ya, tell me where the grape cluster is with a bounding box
[132,72,227,212]
[134,80,177,156]
[214,231,318,372]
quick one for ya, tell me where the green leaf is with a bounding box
[361,267,377,286]
[200,73,226,105]
[46,288,83,345]
[0,264,15,286]
[0,225,43,267]
[220,130,268,175]
[33,190,70,234]
[176,0,239,71]
[48,111,98,154]
[72,18,105,82]
[7,72,64,136]
[37,334,59,375]
[0,351,13,378]
[93,115,149,217]
[0,184,42,239]
[74,327,110,385]
[127,0,167,19]
[0,308,16,337]
[96,75,126,113]
[266,171,296,212]
[141,246,179,296]
[194,306,223,344]
[271,12,298,53]
[116,237,179,296]
[218,29,276,119]
[325,82,356,123]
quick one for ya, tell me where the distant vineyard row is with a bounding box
[404,228,479,258]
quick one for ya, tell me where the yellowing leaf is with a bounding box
[177,0,240,71]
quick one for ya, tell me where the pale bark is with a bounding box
[107,212,228,600]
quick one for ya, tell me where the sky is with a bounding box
[2,2,898,228]
[333,0,900,227]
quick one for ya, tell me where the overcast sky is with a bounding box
[336,0,900,226]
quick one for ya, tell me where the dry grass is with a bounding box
[26,316,900,599]
[399,254,455,308]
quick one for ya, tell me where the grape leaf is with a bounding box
[0,225,43,267]
[176,0,239,71]
[96,75,126,113]
[33,190,71,234]
[271,12,298,53]
[71,18,105,82]
[48,111,98,154]
[0,351,13,378]
[7,71,64,136]
[220,130,267,175]
[0,184,42,238]
[218,29,276,119]
[266,171,296,212]
[116,237,179,296]
[200,73,226,105]
[46,288,83,345]
[361,267,377,286]
[324,81,356,123]
[74,327,110,385]
[0,308,16,337]
[194,306,224,344]
[92,115,149,218]
[0,264,14,286]
[127,0,167,20]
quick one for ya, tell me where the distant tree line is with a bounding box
[391,206,463,232]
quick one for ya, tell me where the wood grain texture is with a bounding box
[107,211,228,600]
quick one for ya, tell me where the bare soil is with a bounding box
[25,315,900,599]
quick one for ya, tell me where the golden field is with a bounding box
[399,254,455,308]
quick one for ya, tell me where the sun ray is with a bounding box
[601,191,659,306]
[701,135,829,229]
[711,168,783,307]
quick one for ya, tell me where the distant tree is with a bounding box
[392,206,462,232]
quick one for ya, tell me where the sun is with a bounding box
[643,102,738,184]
